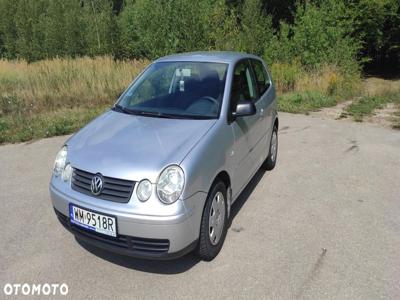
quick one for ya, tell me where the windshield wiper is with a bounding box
[112,104,130,114]
[113,106,214,119]
[113,106,178,118]
[112,105,141,115]
[174,114,215,120]
[137,111,183,119]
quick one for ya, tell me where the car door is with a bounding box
[250,59,275,165]
[229,59,264,198]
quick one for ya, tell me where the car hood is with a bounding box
[67,110,216,182]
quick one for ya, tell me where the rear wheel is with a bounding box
[196,180,228,261]
[262,125,278,170]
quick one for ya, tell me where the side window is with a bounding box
[251,59,270,95]
[230,60,257,112]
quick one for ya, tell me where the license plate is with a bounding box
[69,204,117,237]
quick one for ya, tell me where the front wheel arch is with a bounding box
[213,171,231,192]
[210,170,232,216]
[274,116,279,130]
[196,179,228,260]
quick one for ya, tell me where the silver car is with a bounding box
[50,52,278,261]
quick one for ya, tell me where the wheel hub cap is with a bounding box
[271,131,277,162]
[209,191,225,245]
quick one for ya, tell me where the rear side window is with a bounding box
[251,59,270,95]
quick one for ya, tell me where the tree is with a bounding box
[63,1,88,57]
[284,0,359,70]
[237,0,274,56]
[43,0,66,58]
[0,0,397,72]
[81,0,115,56]
[349,0,400,70]
[119,0,213,59]
[0,0,20,59]
[207,0,241,51]
[14,0,48,61]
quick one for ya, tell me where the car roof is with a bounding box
[154,51,262,64]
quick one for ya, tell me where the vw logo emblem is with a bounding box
[91,174,103,196]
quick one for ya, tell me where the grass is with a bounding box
[271,63,360,97]
[344,79,400,123]
[271,62,360,114]
[0,57,148,144]
[393,109,400,129]
[278,91,337,114]
[0,57,362,143]
[393,108,400,129]
[0,57,148,116]
[0,106,109,143]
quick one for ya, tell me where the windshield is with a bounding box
[116,62,228,119]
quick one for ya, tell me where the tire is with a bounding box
[196,180,228,261]
[262,125,278,171]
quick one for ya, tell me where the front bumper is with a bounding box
[54,208,197,259]
[50,181,207,259]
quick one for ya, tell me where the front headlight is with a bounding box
[157,165,185,204]
[53,146,67,177]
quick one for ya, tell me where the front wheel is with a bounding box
[262,125,278,170]
[196,181,228,261]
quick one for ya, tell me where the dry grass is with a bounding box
[270,63,361,114]
[393,105,400,129]
[362,77,400,97]
[342,78,400,125]
[0,57,149,116]
[0,57,362,143]
[0,57,149,143]
[270,63,360,97]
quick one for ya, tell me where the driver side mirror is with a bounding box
[232,101,256,119]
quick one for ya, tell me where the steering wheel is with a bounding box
[196,96,219,107]
[185,96,219,115]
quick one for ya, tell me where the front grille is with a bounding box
[71,168,135,203]
[54,209,170,254]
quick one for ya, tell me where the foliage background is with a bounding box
[0,0,398,72]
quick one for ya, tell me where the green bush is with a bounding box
[0,0,398,71]
[293,0,358,69]
[265,0,360,74]
[118,0,213,59]
[264,22,294,66]
[235,0,274,56]
[206,0,241,51]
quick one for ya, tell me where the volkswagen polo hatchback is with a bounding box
[50,51,278,261]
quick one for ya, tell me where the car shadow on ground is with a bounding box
[76,167,267,274]
[76,238,201,274]
[228,168,266,228]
